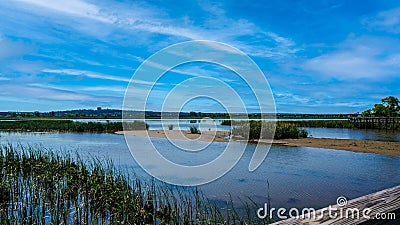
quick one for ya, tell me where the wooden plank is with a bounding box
[271,185,400,225]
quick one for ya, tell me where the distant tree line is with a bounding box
[362,96,399,117]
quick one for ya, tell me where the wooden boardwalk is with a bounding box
[272,185,400,225]
[349,117,400,130]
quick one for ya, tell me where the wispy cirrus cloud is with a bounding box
[0,82,118,104]
[15,0,298,58]
[17,0,111,23]
[363,7,400,33]
[42,69,156,85]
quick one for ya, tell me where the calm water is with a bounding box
[70,119,400,141]
[0,131,399,212]
[305,127,400,142]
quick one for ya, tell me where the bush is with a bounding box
[123,121,149,130]
[220,120,231,126]
[189,125,201,134]
[233,121,308,140]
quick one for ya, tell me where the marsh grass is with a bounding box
[123,121,149,130]
[0,120,123,133]
[233,121,308,140]
[0,145,264,224]
[0,120,151,133]
[283,120,354,128]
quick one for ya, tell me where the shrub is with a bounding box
[189,125,201,134]
[233,121,308,140]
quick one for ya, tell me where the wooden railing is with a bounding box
[349,117,400,130]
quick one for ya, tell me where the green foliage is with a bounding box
[274,123,308,139]
[220,120,232,126]
[363,96,400,117]
[382,96,399,116]
[233,121,309,140]
[0,120,123,133]
[362,109,372,117]
[282,120,354,128]
[123,121,149,130]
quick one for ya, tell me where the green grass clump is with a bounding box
[220,120,232,126]
[123,121,149,130]
[233,121,308,140]
[0,120,124,133]
[189,125,201,134]
[274,123,308,139]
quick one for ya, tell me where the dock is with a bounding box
[349,117,400,130]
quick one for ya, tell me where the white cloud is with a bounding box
[0,35,34,59]
[363,7,400,33]
[17,0,111,23]
[0,83,118,103]
[82,86,126,93]
[42,69,156,85]
[16,0,298,58]
[302,37,400,79]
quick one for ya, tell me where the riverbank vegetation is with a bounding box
[0,120,148,133]
[362,96,400,117]
[282,120,354,128]
[233,121,308,140]
[0,145,262,224]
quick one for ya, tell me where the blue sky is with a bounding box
[0,0,400,113]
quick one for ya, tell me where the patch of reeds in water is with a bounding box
[0,120,151,133]
[233,121,308,140]
[0,145,265,224]
[0,120,123,133]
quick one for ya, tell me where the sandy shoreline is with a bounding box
[116,130,400,156]
[117,130,231,143]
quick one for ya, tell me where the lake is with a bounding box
[305,127,400,142]
[1,130,399,213]
[70,119,400,141]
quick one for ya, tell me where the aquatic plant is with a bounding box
[0,120,151,133]
[233,121,308,140]
[189,126,201,134]
[123,121,149,130]
[0,120,124,133]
